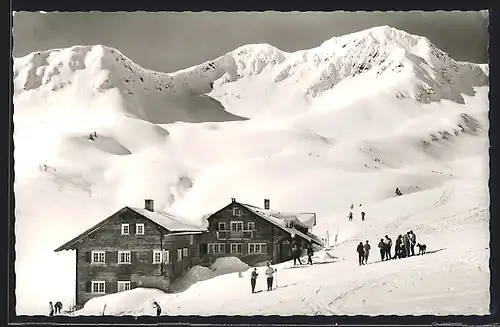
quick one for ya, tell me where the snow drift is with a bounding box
[13,25,489,315]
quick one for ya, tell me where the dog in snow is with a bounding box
[416,243,427,255]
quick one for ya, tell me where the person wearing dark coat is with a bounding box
[152,301,162,316]
[250,268,259,293]
[307,244,314,265]
[361,211,366,221]
[393,235,403,259]
[356,242,365,266]
[293,244,303,265]
[378,239,385,261]
[54,301,63,314]
[409,230,416,256]
[348,212,353,222]
[384,235,392,260]
[363,240,371,264]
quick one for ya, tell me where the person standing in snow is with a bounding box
[393,235,403,259]
[292,244,303,265]
[48,301,54,317]
[378,239,386,261]
[350,204,354,210]
[409,230,416,256]
[348,212,353,222]
[250,268,259,293]
[54,301,63,315]
[402,232,411,258]
[356,242,365,266]
[152,301,162,316]
[363,240,371,264]
[361,211,366,221]
[384,235,392,260]
[265,262,276,291]
[307,243,314,265]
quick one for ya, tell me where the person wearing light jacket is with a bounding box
[363,240,371,264]
[265,262,276,291]
[384,235,392,260]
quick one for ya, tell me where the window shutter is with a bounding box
[107,251,117,263]
[105,281,113,294]
[85,280,91,293]
[85,251,91,263]
[131,251,138,264]
[163,250,170,263]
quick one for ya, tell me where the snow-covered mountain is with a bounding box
[13,25,489,315]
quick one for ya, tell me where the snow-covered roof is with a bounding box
[239,203,323,246]
[129,207,204,232]
[240,203,316,228]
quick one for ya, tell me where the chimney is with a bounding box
[264,199,270,210]
[144,199,154,212]
[231,198,236,203]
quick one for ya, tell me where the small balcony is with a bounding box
[216,230,254,240]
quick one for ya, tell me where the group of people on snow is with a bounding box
[371,230,418,264]
[348,204,366,222]
[291,239,315,266]
[250,261,277,293]
[48,301,63,316]
[357,230,419,265]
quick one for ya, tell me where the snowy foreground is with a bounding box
[13,25,489,315]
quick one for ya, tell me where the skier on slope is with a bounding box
[348,212,353,222]
[356,242,365,266]
[393,234,403,259]
[307,243,314,265]
[378,239,386,261]
[250,268,259,293]
[265,262,277,291]
[361,211,366,221]
[384,235,393,260]
[363,240,371,264]
[409,230,417,256]
[402,232,411,258]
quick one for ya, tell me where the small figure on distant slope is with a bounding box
[250,268,259,293]
[348,212,353,222]
[395,187,403,196]
[361,211,366,221]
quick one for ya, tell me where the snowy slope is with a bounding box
[13,25,489,315]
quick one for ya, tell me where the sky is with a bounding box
[13,11,489,74]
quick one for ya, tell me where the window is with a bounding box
[230,221,243,231]
[189,235,194,245]
[183,248,188,257]
[231,243,242,254]
[153,250,162,264]
[118,251,131,264]
[163,250,170,263]
[232,207,242,217]
[177,249,182,261]
[91,281,105,293]
[117,281,131,292]
[218,222,226,230]
[248,243,267,254]
[121,224,130,235]
[208,243,225,254]
[136,223,144,235]
[91,251,105,263]
[247,222,255,231]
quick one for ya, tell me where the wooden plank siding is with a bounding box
[196,202,307,266]
[73,208,199,308]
